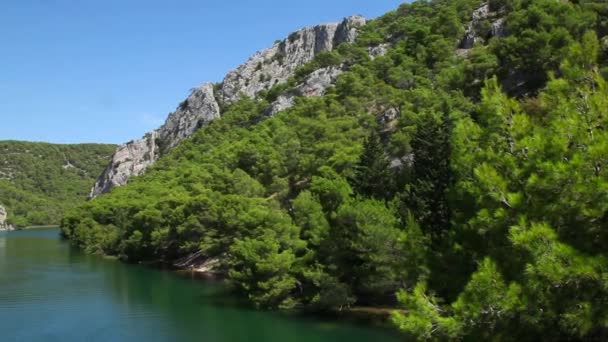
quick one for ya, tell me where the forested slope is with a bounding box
[63,0,608,339]
[0,141,116,226]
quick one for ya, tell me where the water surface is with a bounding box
[0,229,399,342]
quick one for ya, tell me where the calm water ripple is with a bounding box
[0,229,399,342]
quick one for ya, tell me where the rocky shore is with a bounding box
[0,205,15,231]
[0,226,15,232]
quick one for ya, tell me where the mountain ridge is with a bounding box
[90,15,366,198]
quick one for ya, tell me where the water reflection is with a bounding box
[0,229,399,342]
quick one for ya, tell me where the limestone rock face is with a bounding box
[460,3,507,49]
[0,205,14,231]
[220,15,366,104]
[296,65,344,97]
[265,95,296,117]
[90,132,159,197]
[335,15,367,46]
[266,65,345,116]
[90,83,221,197]
[379,107,400,125]
[0,205,7,226]
[368,43,390,59]
[91,16,367,197]
[157,83,221,153]
[491,18,506,37]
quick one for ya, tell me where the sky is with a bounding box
[0,0,405,144]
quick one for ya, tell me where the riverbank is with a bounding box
[23,225,61,230]
[0,228,401,341]
[58,232,404,332]
[0,225,16,232]
[167,251,404,323]
[0,225,60,232]
[337,306,405,323]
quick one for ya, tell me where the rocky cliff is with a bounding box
[0,205,14,231]
[220,16,365,104]
[460,3,507,49]
[90,84,221,196]
[90,16,366,198]
[0,205,6,225]
[89,131,160,196]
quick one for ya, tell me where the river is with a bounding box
[0,228,400,341]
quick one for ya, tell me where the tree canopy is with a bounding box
[62,0,608,339]
[0,141,116,226]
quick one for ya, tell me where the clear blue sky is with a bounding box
[0,0,405,144]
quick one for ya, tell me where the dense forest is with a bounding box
[62,0,608,339]
[0,141,116,226]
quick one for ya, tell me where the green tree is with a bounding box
[402,107,453,244]
[351,131,396,200]
[229,231,299,309]
[332,199,427,300]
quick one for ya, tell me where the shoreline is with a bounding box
[1,228,402,340]
[171,261,403,322]
[61,235,404,329]
[0,225,16,232]
[1,225,60,232]
[22,225,61,230]
[147,257,403,323]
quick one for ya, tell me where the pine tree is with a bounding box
[403,107,453,243]
[351,130,396,200]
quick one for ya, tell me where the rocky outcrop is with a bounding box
[90,132,159,197]
[0,205,6,226]
[157,83,221,153]
[368,43,390,59]
[91,16,367,197]
[265,65,345,116]
[390,154,414,170]
[220,15,366,104]
[90,83,221,197]
[174,250,225,275]
[460,3,507,49]
[0,205,14,231]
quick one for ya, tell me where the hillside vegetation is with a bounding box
[63,0,608,339]
[0,141,116,226]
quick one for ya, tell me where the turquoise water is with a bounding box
[0,229,399,341]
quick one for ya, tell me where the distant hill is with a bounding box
[0,141,116,226]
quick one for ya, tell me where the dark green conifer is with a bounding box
[351,130,396,200]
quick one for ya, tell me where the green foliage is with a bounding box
[391,282,461,340]
[293,50,345,82]
[228,210,303,309]
[292,191,329,247]
[397,28,608,339]
[351,131,396,200]
[62,0,608,339]
[0,141,115,226]
[492,0,598,93]
[332,199,426,297]
[401,108,453,243]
